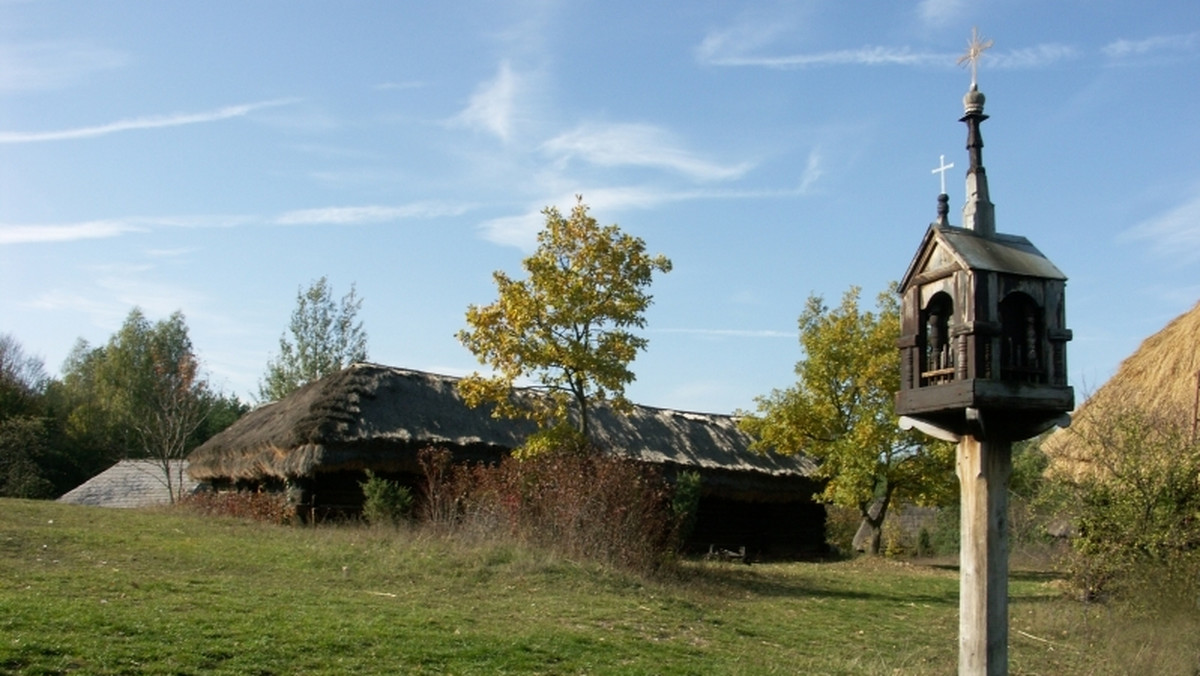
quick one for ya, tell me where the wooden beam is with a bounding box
[957,435,1011,676]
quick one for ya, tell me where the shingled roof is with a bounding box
[187,364,816,496]
[58,460,197,508]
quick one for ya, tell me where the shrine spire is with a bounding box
[959,28,995,237]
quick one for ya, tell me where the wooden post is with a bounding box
[956,435,1012,676]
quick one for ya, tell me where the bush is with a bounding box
[360,471,414,526]
[180,489,295,525]
[671,470,702,546]
[418,447,459,526]
[1050,405,1200,600]
[427,445,679,573]
[823,505,861,557]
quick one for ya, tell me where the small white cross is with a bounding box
[932,154,955,195]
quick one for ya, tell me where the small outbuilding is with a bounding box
[187,363,827,557]
[58,459,197,508]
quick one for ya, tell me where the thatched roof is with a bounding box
[187,364,816,495]
[1044,300,1200,479]
[58,460,197,508]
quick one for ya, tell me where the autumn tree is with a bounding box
[741,286,954,555]
[457,197,672,450]
[59,309,219,502]
[259,276,368,402]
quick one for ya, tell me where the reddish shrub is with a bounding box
[180,489,295,525]
[424,446,681,573]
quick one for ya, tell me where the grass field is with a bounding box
[2,499,1197,675]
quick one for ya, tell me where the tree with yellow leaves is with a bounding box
[457,197,671,453]
[741,286,955,554]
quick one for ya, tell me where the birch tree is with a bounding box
[259,277,368,402]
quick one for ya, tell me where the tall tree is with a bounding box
[0,334,54,498]
[0,333,49,420]
[57,309,216,502]
[457,197,672,449]
[259,276,368,402]
[741,286,955,554]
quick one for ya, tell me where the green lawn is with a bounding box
[1,499,1195,674]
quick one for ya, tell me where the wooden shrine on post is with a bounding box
[895,29,1073,676]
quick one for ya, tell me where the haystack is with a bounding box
[1044,300,1200,480]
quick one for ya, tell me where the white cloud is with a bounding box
[450,62,521,142]
[0,41,128,92]
[798,148,823,195]
[701,44,950,69]
[651,328,793,339]
[697,23,1076,72]
[988,44,1079,69]
[0,99,298,144]
[274,202,470,226]
[695,19,794,66]
[1103,32,1199,59]
[541,122,752,181]
[476,184,788,250]
[1122,192,1200,264]
[0,220,144,244]
[374,81,425,91]
[916,0,964,27]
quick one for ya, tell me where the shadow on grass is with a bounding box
[924,563,1065,584]
[670,561,960,606]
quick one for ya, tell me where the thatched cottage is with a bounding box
[1043,299,1200,480]
[187,363,826,556]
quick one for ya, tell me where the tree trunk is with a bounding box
[852,496,893,555]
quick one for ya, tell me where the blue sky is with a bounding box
[2,1,1197,414]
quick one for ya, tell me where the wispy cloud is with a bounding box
[0,220,145,245]
[1103,31,1199,59]
[0,99,299,144]
[695,18,794,66]
[275,202,471,226]
[477,183,809,250]
[798,148,823,195]
[0,202,466,245]
[988,44,1079,69]
[701,44,951,69]
[1122,192,1200,264]
[916,0,965,27]
[374,80,425,91]
[450,61,521,142]
[698,21,1076,71]
[0,41,128,92]
[651,328,793,339]
[478,188,685,250]
[541,122,752,181]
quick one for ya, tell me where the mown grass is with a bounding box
[1,499,1197,675]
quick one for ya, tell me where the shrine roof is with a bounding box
[937,225,1066,280]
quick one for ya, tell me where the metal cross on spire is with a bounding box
[957,26,994,87]
[932,154,955,195]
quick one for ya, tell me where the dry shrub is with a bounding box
[179,489,295,525]
[418,446,458,526]
[1049,402,1200,601]
[425,446,680,573]
[823,504,861,557]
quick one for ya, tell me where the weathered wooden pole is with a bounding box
[956,435,1011,675]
